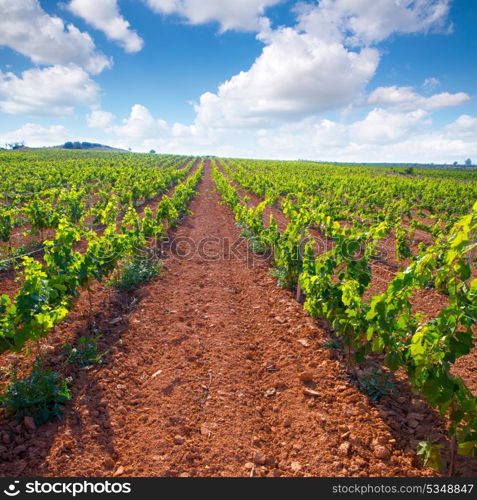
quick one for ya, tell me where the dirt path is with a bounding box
[3,162,472,477]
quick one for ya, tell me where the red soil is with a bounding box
[0,162,476,477]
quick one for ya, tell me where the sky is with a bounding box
[0,0,476,163]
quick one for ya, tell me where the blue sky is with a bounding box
[0,0,476,163]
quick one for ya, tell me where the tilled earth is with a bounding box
[0,163,476,477]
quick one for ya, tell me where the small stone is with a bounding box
[253,452,267,465]
[408,419,419,429]
[297,339,310,347]
[299,371,314,383]
[338,442,351,457]
[264,388,276,398]
[244,462,255,470]
[374,446,390,460]
[200,425,212,436]
[174,435,186,445]
[23,416,36,431]
[303,388,320,397]
[113,466,125,477]
[179,473,190,478]
[275,316,286,324]
[290,461,302,472]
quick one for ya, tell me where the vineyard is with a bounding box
[0,148,476,477]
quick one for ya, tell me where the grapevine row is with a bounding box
[0,161,204,355]
[212,161,477,466]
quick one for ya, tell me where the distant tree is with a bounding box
[465,158,473,167]
[6,141,24,150]
[63,141,103,150]
[128,147,132,152]
[404,167,414,175]
[149,149,156,154]
[453,161,458,166]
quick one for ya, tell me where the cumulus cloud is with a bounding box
[77,101,477,163]
[179,1,455,132]
[82,103,226,153]
[0,65,100,116]
[367,85,469,111]
[87,109,116,128]
[0,0,111,74]
[84,1,461,158]
[444,115,477,139]
[111,104,168,141]
[145,0,283,31]
[296,0,452,46]
[349,108,430,143]
[255,111,477,163]
[66,0,143,53]
[191,26,378,129]
[0,123,72,147]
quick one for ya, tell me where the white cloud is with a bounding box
[87,109,115,128]
[0,0,111,74]
[444,115,477,139]
[66,0,143,53]
[79,101,477,163]
[349,108,430,143]
[255,111,477,163]
[368,85,469,111]
[296,0,452,46]
[83,103,226,153]
[0,65,100,116]
[0,123,72,147]
[111,104,168,141]
[423,77,440,90]
[178,1,454,133]
[191,25,378,129]
[145,0,283,31]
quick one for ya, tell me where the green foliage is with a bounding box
[322,339,341,350]
[417,440,444,470]
[357,368,397,401]
[240,228,266,254]
[63,335,105,367]
[110,254,161,291]
[0,208,15,244]
[0,360,71,426]
[0,155,203,356]
[212,159,477,467]
[270,266,290,288]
